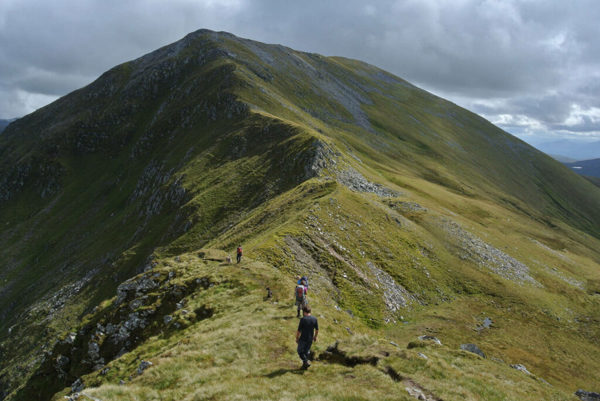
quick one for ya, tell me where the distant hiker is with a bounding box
[295,281,307,317]
[296,305,318,370]
[236,246,243,263]
[266,287,272,299]
[297,275,309,289]
[226,256,232,264]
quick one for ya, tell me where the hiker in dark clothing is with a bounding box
[236,246,243,263]
[296,305,318,370]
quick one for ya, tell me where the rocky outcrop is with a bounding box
[14,269,215,401]
[439,218,539,285]
[366,261,414,312]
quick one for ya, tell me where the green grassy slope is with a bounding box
[1,29,599,400]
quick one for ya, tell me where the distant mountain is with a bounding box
[2,29,600,401]
[564,158,600,178]
[550,154,577,163]
[535,139,600,160]
[0,119,15,133]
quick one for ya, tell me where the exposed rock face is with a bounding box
[439,218,539,285]
[15,269,215,401]
[336,167,399,197]
[366,261,414,312]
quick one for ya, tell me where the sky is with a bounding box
[1,0,600,148]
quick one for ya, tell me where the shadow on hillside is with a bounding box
[272,315,297,320]
[264,368,306,378]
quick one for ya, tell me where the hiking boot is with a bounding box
[301,360,311,370]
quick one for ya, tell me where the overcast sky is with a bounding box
[1,0,599,146]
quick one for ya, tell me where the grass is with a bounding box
[41,255,576,401]
[1,29,600,400]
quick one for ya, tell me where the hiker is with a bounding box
[236,245,243,263]
[297,275,309,289]
[296,305,318,370]
[295,280,307,317]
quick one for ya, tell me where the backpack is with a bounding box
[295,285,306,302]
[237,247,242,254]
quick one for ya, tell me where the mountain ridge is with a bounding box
[1,29,600,400]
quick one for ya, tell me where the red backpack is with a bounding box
[295,285,305,302]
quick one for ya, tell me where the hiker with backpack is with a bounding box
[297,275,309,289]
[296,305,318,370]
[236,245,243,263]
[295,279,308,318]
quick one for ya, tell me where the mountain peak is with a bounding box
[2,31,600,400]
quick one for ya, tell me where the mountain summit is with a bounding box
[1,29,599,400]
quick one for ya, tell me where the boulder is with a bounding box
[576,390,600,401]
[137,360,153,375]
[418,335,442,345]
[460,343,486,358]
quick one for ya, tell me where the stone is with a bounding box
[137,360,153,375]
[576,390,600,401]
[163,315,173,324]
[418,335,442,345]
[417,353,428,360]
[510,364,532,375]
[71,378,84,393]
[460,343,486,358]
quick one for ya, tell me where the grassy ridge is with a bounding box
[1,29,599,399]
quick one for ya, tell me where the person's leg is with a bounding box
[297,341,311,367]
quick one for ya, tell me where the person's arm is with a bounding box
[313,329,318,342]
[296,319,304,343]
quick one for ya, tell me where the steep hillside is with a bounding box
[1,29,599,400]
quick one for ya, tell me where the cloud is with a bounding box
[1,0,599,145]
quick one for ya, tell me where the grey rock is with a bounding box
[477,317,493,331]
[71,378,84,393]
[336,167,399,197]
[439,218,539,285]
[88,341,101,360]
[576,390,600,401]
[510,364,532,375]
[460,343,486,358]
[137,360,153,375]
[367,261,414,312]
[163,315,173,325]
[418,335,442,345]
[417,352,428,360]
